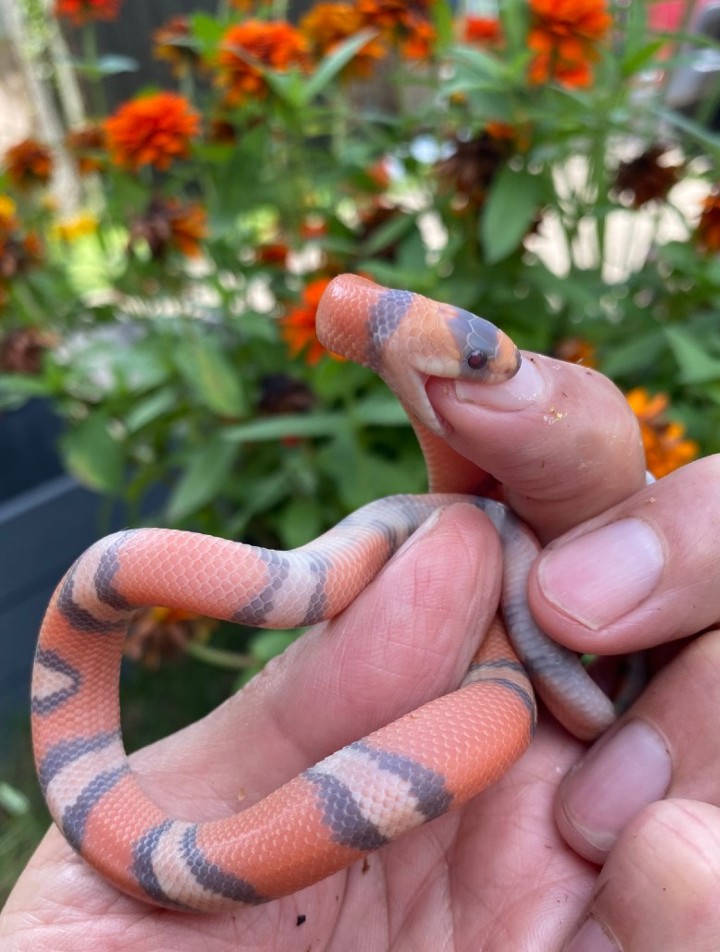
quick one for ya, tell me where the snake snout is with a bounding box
[449,309,521,384]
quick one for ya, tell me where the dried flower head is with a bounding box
[129,197,207,259]
[0,228,43,280]
[0,327,58,375]
[695,189,720,253]
[3,138,53,190]
[435,132,512,210]
[65,124,106,175]
[614,145,682,208]
[153,16,201,78]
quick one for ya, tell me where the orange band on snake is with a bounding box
[31,274,616,912]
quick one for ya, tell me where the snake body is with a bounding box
[31,274,615,912]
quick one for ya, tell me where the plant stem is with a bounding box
[82,23,107,119]
[185,640,254,669]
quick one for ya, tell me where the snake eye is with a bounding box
[466,351,489,371]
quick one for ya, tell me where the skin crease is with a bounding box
[3,351,720,951]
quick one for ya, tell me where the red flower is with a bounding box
[463,16,502,45]
[54,0,121,26]
[104,92,200,171]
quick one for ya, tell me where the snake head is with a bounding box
[316,274,521,435]
[391,296,521,434]
[443,304,521,385]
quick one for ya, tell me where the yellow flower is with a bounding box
[0,195,17,226]
[51,211,98,242]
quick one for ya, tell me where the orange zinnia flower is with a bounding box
[300,3,386,77]
[215,21,308,106]
[104,92,200,171]
[129,197,207,259]
[555,337,598,368]
[54,0,120,26]
[281,276,336,365]
[3,138,53,189]
[357,0,436,60]
[528,0,611,88]
[695,190,720,253]
[627,388,699,478]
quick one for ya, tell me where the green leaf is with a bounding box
[0,373,51,410]
[166,439,238,522]
[189,12,227,55]
[450,45,505,82]
[303,30,379,101]
[481,166,544,264]
[222,411,343,443]
[250,629,300,663]
[61,414,124,493]
[175,337,247,417]
[275,496,324,548]
[621,39,666,77]
[665,327,720,385]
[0,782,30,817]
[360,213,416,257]
[598,330,666,379]
[124,387,178,433]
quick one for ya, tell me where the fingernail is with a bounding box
[455,354,547,409]
[538,518,665,630]
[561,719,671,854]
[565,917,619,952]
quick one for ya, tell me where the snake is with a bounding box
[31,274,617,913]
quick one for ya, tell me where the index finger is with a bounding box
[427,352,647,541]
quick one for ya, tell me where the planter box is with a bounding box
[0,475,113,748]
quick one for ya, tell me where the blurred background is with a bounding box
[0,0,719,903]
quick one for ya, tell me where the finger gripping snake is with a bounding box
[31,274,616,912]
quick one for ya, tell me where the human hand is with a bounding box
[432,360,720,951]
[0,353,713,950]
